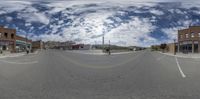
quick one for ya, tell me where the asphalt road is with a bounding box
[0,50,200,99]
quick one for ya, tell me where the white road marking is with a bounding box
[0,60,38,64]
[175,57,186,78]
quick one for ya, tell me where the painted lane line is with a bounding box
[0,60,38,64]
[175,57,186,78]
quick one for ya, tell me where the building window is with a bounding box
[191,32,195,38]
[186,33,189,38]
[11,33,14,39]
[180,34,183,39]
[4,33,8,38]
[0,32,1,38]
[199,33,200,37]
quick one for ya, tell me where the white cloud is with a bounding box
[0,10,6,15]
[18,12,49,25]
[161,26,188,43]
[61,10,115,43]
[0,1,31,13]
[2,0,200,46]
[168,9,185,14]
[161,28,178,42]
[25,22,31,27]
[0,1,49,25]
[6,16,13,22]
[32,33,64,42]
[149,9,164,15]
[105,17,157,46]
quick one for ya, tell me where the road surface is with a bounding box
[0,50,200,99]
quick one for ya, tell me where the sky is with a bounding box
[0,0,200,47]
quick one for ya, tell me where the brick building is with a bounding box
[0,26,16,52]
[178,26,200,53]
[0,26,32,53]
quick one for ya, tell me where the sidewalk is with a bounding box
[0,51,39,58]
[0,52,26,58]
[159,51,200,59]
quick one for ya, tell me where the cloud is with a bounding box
[149,9,164,15]
[6,16,13,22]
[1,1,200,47]
[105,17,157,46]
[18,12,49,25]
[161,25,188,43]
[0,1,49,25]
[60,10,115,44]
[0,1,31,13]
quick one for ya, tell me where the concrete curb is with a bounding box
[158,52,200,59]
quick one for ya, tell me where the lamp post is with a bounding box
[174,39,176,55]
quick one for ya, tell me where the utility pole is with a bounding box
[25,32,29,54]
[94,41,97,49]
[102,33,104,46]
[109,40,110,48]
[102,33,105,51]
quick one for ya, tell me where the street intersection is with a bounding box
[0,50,200,99]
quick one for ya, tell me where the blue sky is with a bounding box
[0,0,200,46]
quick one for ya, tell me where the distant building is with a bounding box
[32,40,44,51]
[15,35,32,52]
[178,26,200,53]
[129,46,145,51]
[151,45,161,51]
[44,41,76,50]
[166,43,176,54]
[71,44,92,50]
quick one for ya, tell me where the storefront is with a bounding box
[0,40,15,52]
[15,40,32,52]
[179,41,199,53]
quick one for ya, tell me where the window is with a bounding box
[186,33,189,38]
[180,34,183,39]
[199,33,200,37]
[0,32,1,38]
[11,33,14,39]
[191,32,195,38]
[4,33,8,38]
